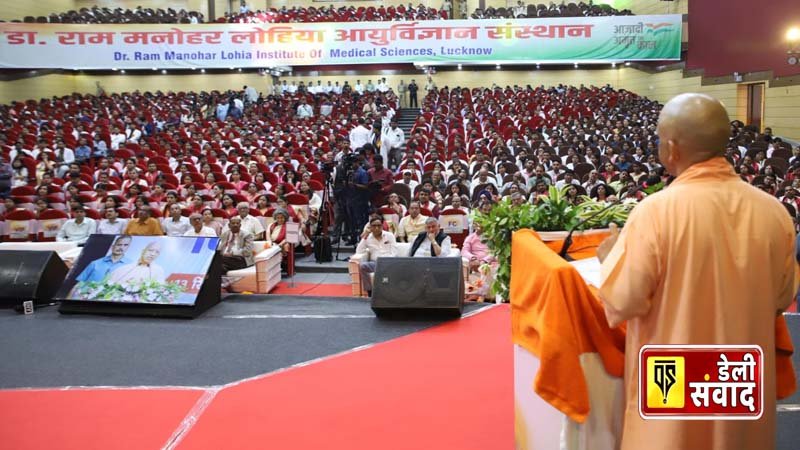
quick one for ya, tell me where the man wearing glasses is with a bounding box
[356,215,398,296]
[409,217,451,257]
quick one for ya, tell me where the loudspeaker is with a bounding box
[371,257,464,318]
[0,250,69,308]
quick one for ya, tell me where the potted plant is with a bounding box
[472,185,635,300]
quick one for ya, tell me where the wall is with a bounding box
[0,72,272,103]
[282,67,621,91]
[687,0,800,77]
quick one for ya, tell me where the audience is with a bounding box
[356,214,398,296]
[9,6,203,24]
[56,205,95,244]
[471,1,631,19]
[219,215,255,272]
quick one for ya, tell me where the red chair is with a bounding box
[2,209,36,242]
[84,208,102,220]
[36,209,69,241]
[438,208,469,249]
[10,186,36,196]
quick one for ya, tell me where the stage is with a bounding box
[1,296,799,449]
[0,295,512,449]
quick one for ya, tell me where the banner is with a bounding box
[58,235,219,305]
[0,15,682,69]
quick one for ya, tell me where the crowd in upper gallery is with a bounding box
[3,2,630,25]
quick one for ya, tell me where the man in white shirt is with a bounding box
[229,202,264,240]
[555,171,580,190]
[125,124,141,144]
[244,85,258,103]
[333,81,343,94]
[354,80,365,95]
[56,206,96,244]
[110,126,126,150]
[409,217,451,257]
[376,78,390,93]
[184,214,217,237]
[296,99,314,118]
[381,120,405,169]
[162,204,191,236]
[356,215,398,296]
[349,118,373,151]
[96,207,127,234]
[287,82,298,94]
[366,80,376,93]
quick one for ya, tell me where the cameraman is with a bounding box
[346,151,371,245]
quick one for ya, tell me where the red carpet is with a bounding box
[0,388,204,450]
[178,305,513,450]
[269,282,355,297]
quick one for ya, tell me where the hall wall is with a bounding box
[0,72,273,103]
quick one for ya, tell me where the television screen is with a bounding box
[57,235,219,306]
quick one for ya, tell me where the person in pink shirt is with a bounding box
[461,222,496,273]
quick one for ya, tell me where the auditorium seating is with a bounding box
[472,2,632,19]
[225,5,447,24]
[7,6,204,24]
[1,82,796,248]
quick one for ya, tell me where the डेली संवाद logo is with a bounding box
[639,345,763,420]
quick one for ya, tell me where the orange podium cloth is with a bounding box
[542,231,610,261]
[510,228,796,423]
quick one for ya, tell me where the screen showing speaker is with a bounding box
[57,235,219,306]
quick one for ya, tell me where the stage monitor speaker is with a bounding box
[0,250,69,308]
[371,257,464,319]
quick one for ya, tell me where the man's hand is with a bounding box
[427,232,436,242]
[596,223,620,263]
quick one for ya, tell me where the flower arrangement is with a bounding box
[473,185,636,300]
[70,279,187,304]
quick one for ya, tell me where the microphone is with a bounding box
[559,186,640,261]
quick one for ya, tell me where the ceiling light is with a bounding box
[496,64,501,69]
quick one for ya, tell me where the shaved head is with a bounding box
[657,93,731,175]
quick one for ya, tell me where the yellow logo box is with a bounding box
[646,356,685,408]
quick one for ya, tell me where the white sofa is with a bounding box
[226,242,282,294]
[348,242,462,297]
[0,241,83,267]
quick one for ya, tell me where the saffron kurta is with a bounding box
[600,157,798,450]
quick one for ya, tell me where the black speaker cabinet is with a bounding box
[0,250,69,308]
[371,257,464,319]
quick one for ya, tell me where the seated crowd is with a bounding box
[224,3,447,24]
[472,1,631,19]
[0,81,795,283]
[8,6,204,24]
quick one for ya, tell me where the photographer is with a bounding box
[331,151,369,245]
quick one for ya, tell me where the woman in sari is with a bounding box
[267,208,291,256]
[201,208,222,236]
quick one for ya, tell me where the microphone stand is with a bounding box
[559,188,637,261]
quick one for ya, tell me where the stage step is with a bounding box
[294,252,352,273]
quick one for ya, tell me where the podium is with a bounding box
[510,229,624,450]
[510,229,797,450]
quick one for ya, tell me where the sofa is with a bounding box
[226,241,283,294]
[348,242,462,297]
